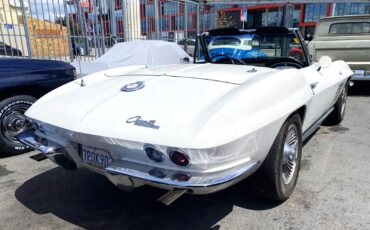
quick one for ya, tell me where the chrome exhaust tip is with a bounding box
[157,189,187,205]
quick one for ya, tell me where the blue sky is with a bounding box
[28,0,65,21]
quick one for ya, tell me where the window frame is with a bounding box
[329,22,370,35]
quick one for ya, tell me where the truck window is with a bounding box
[329,22,370,35]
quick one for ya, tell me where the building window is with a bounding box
[266,8,281,26]
[304,3,327,22]
[292,5,300,27]
[334,3,370,16]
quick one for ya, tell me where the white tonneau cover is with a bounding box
[71,40,191,76]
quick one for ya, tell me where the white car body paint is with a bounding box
[23,60,352,194]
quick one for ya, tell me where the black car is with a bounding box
[0,58,76,155]
[0,42,22,56]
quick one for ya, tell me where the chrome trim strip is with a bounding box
[303,107,334,141]
[105,159,259,194]
[17,129,58,154]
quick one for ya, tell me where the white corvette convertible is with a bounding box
[18,27,352,205]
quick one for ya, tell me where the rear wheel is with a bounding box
[323,82,348,126]
[253,114,302,201]
[0,95,36,155]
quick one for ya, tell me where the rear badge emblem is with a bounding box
[126,116,160,129]
[121,81,145,92]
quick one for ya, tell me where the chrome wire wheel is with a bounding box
[1,104,31,143]
[282,124,299,185]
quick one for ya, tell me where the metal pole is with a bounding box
[56,0,68,62]
[1,0,15,56]
[31,0,45,59]
[98,0,106,54]
[154,0,160,39]
[28,1,40,58]
[110,0,116,40]
[45,0,57,60]
[39,0,51,59]
[63,0,74,62]
[331,3,336,16]
[90,0,98,59]
[0,1,8,56]
[51,0,63,61]
[196,3,200,35]
[7,0,21,57]
[11,0,26,57]
[145,0,149,38]
[93,0,101,57]
[184,3,188,39]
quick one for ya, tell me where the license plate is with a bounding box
[352,70,365,78]
[81,145,112,169]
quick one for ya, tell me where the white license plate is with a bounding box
[81,145,112,169]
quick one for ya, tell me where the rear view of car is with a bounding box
[308,15,370,80]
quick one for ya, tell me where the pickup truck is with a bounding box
[308,15,370,80]
[0,58,76,155]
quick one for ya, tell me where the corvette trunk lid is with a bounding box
[107,63,277,85]
[25,63,277,148]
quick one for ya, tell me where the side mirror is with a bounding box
[319,56,332,68]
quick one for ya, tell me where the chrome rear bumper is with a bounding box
[18,129,260,194]
[17,129,77,170]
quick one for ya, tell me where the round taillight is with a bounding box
[169,150,189,166]
[172,173,191,182]
[148,168,166,179]
[144,145,163,162]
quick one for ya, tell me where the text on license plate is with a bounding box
[81,145,112,169]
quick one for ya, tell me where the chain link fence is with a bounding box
[0,0,203,62]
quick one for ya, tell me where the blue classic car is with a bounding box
[208,34,268,60]
[0,58,76,155]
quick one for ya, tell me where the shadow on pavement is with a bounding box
[15,167,280,230]
[349,81,370,96]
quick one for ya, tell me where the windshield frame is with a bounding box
[194,27,311,67]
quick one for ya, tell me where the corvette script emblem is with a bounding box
[126,116,160,129]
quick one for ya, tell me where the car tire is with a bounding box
[0,95,36,156]
[323,82,348,126]
[252,113,302,201]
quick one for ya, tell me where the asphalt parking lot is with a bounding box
[0,86,369,230]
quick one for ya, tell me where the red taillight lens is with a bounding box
[169,150,189,166]
[172,173,191,182]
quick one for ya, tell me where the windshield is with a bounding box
[195,28,308,68]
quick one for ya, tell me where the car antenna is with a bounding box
[77,54,85,87]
